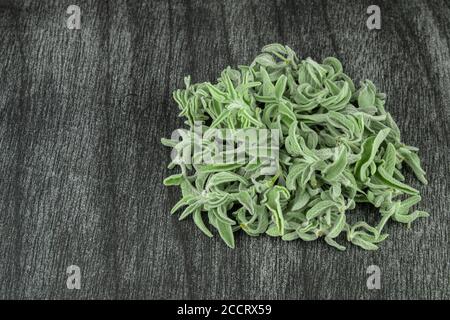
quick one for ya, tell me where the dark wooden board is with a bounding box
[0,0,448,299]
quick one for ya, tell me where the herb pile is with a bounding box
[162,43,429,250]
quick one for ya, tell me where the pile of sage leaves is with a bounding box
[162,44,429,250]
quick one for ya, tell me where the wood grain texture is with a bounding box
[0,0,448,299]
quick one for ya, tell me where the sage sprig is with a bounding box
[162,44,429,250]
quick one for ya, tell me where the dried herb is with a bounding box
[162,43,429,250]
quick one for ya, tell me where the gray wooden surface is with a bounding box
[0,0,448,300]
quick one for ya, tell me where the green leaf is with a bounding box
[305,200,337,220]
[170,197,191,214]
[398,148,428,185]
[260,66,275,96]
[266,223,282,237]
[382,143,397,176]
[323,146,348,181]
[263,186,290,236]
[206,172,249,190]
[354,128,390,182]
[290,188,310,211]
[351,235,379,250]
[375,166,419,195]
[236,191,255,215]
[163,174,184,186]
[210,110,231,128]
[179,202,202,220]
[213,206,236,225]
[254,53,276,67]
[193,209,213,237]
[274,75,287,100]
[286,163,307,190]
[262,43,287,55]
[216,219,235,248]
[324,236,346,251]
[327,213,346,239]
[206,83,227,102]
[393,210,429,224]
[358,82,376,108]
[282,231,300,241]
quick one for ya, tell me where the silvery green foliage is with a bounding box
[162,44,429,250]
